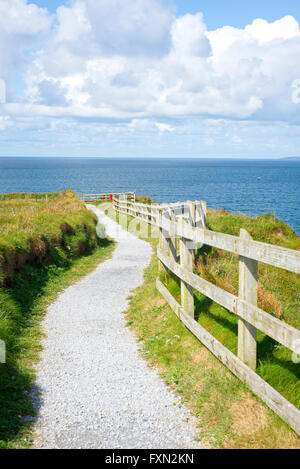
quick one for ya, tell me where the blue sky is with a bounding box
[1,0,300,158]
[176,0,300,29]
[34,0,300,28]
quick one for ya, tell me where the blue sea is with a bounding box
[0,157,299,234]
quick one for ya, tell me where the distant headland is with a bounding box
[281,156,300,160]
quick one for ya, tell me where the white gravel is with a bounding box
[32,206,201,449]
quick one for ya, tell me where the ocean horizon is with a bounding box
[0,156,299,234]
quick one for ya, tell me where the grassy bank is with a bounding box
[0,192,115,448]
[101,201,300,448]
[0,190,99,287]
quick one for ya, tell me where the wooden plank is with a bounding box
[194,201,205,251]
[150,206,160,238]
[180,205,194,318]
[201,201,207,227]
[157,248,300,354]
[187,201,196,261]
[125,201,160,208]
[167,207,177,262]
[158,246,238,311]
[159,209,169,275]
[118,209,149,222]
[180,234,194,318]
[236,300,300,353]
[156,216,300,274]
[156,278,300,436]
[115,197,300,273]
[160,202,188,210]
[238,229,258,370]
[147,205,152,227]
[195,201,205,229]
[203,229,300,274]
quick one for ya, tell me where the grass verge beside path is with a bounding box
[100,201,300,449]
[0,196,115,449]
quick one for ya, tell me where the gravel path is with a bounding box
[32,206,201,449]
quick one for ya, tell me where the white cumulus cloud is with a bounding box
[155,122,175,133]
[0,0,52,99]
[1,0,300,156]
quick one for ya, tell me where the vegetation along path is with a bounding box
[33,206,201,449]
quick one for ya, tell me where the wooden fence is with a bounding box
[113,194,300,435]
[79,191,135,202]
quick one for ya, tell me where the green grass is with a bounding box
[191,209,300,410]
[135,195,156,204]
[0,190,99,287]
[200,209,300,329]
[0,193,115,448]
[101,201,300,449]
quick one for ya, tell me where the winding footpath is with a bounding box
[32,206,201,449]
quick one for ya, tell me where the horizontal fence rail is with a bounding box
[114,198,300,274]
[156,278,300,436]
[113,193,300,435]
[79,192,135,202]
[157,247,300,354]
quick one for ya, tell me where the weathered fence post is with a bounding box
[118,194,126,229]
[180,202,194,318]
[194,200,207,255]
[146,205,152,238]
[124,194,128,217]
[151,205,159,240]
[187,201,197,265]
[125,194,129,229]
[113,196,118,218]
[158,208,169,275]
[201,201,207,228]
[167,207,177,262]
[238,228,258,370]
